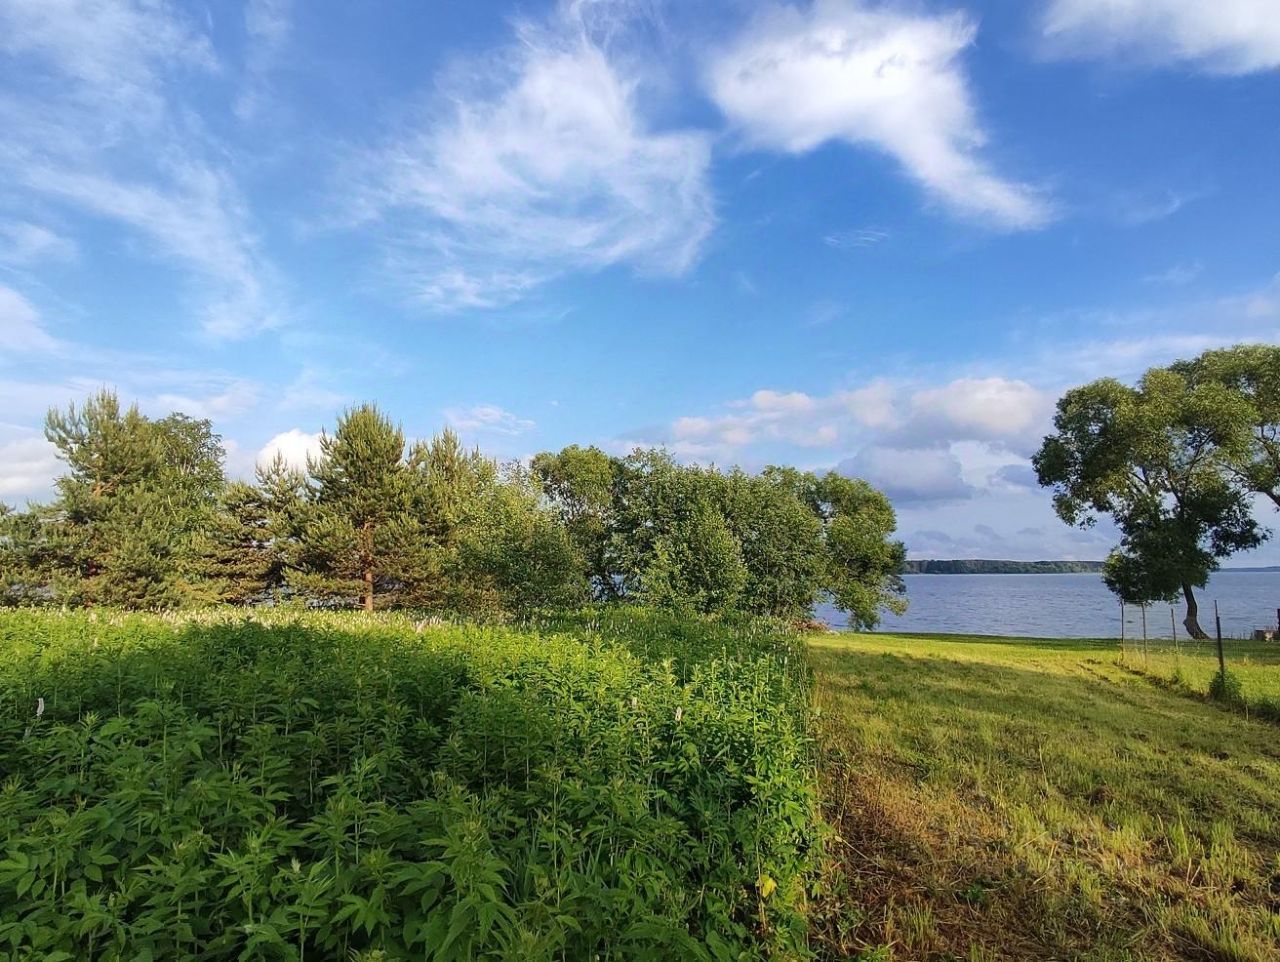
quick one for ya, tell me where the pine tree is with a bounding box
[294,405,424,610]
[40,391,226,608]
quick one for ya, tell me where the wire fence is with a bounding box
[1117,600,1280,642]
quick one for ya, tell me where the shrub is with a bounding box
[0,608,817,961]
[1209,668,1245,707]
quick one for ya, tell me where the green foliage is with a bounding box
[1174,344,1280,511]
[531,446,618,599]
[33,391,226,609]
[11,390,905,623]
[562,449,905,626]
[813,474,907,630]
[1034,365,1267,636]
[294,405,426,610]
[454,467,589,615]
[641,497,748,615]
[1209,668,1245,707]
[0,608,817,960]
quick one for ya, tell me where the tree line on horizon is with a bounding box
[903,559,1106,575]
[0,391,907,627]
[1035,344,1280,639]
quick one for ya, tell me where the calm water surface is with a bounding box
[818,571,1280,639]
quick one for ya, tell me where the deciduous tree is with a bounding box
[1034,369,1266,638]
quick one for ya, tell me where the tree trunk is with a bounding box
[361,521,374,612]
[1182,582,1209,640]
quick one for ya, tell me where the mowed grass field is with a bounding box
[1119,637,1280,720]
[809,633,1280,961]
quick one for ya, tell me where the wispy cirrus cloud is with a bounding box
[0,284,60,354]
[0,0,279,339]
[0,220,77,265]
[705,0,1053,230]
[445,404,536,436]
[236,0,293,121]
[1042,0,1280,74]
[823,227,889,250]
[351,0,715,311]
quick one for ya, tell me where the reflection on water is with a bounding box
[818,571,1280,639]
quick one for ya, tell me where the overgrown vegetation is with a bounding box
[0,607,818,961]
[809,632,1280,961]
[1,391,906,627]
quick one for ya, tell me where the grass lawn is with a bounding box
[1119,636,1280,720]
[808,632,1280,962]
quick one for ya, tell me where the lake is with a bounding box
[817,571,1280,639]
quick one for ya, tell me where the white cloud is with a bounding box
[706,0,1052,229]
[823,227,889,249]
[0,285,59,354]
[838,445,975,504]
[1143,261,1203,286]
[0,435,59,501]
[258,429,323,470]
[0,221,77,265]
[640,375,1052,461]
[908,377,1052,449]
[841,380,899,430]
[236,0,292,121]
[445,404,536,436]
[0,0,214,117]
[1043,0,1280,74]
[277,368,348,414]
[151,380,261,421]
[0,0,278,339]
[745,389,816,415]
[355,1,714,310]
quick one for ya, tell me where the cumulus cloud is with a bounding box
[706,0,1052,229]
[355,0,714,310]
[257,428,323,470]
[837,445,975,504]
[1042,0,1280,73]
[0,435,59,502]
[993,462,1041,491]
[636,375,1054,462]
[445,404,536,436]
[0,285,59,354]
[906,377,1052,451]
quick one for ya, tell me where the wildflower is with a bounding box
[674,707,683,723]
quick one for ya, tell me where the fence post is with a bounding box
[1214,600,1225,677]
[1171,607,1178,663]
[1141,605,1148,666]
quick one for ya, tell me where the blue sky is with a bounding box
[1,0,1278,562]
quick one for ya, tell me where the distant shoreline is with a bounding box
[903,560,1280,575]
